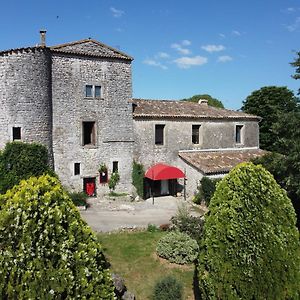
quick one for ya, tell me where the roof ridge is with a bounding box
[50,38,133,60]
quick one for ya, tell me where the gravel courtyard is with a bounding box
[80,195,204,232]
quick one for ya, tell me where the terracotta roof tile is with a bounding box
[132,99,260,120]
[179,148,267,174]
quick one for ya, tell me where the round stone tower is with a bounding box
[0,46,53,165]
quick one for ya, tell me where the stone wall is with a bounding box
[0,48,54,165]
[133,117,259,197]
[133,117,259,169]
[51,53,134,193]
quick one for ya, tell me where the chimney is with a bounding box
[198,99,208,106]
[39,30,47,47]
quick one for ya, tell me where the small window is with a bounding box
[85,85,93,97]
[113,161,118,173]
[83,121,96,146]
[12,127,21,140]
[155,124,165,145]
[74,163,80,175]
[236,125,243,144]
[95,86,101,97]
[192,125,200,144]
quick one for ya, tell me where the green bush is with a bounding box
[67,191,88,207]
[132,161,145,198]
[109,172,120,191]
[170,203,203,241]
[156,231,199,264]
[0,175,115,299]
[198,162,300,300]
[0,141,54,194]
[193,177,220,206]
[147,224,160,232]
[152,275,183,300]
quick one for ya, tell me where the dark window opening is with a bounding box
[85,85,93,97]
[74,163,80,175]
[155,124,165,145]
[83,121,96,146]
[236,125,243,143]
[113,161,119,173]
[95,86,101,97]
[100,169,108,183]
[13,127,21,140]
[192,125,200,144]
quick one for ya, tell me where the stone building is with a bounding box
[132,99,264,196]
[0,32,264,198]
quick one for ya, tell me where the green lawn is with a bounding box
[98,230,195,299]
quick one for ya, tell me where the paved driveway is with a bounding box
[80,196,202,232]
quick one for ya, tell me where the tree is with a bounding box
[0,175,115,299]
[181,94,224,108]
[291,51,300,93]
[241,86,299,151]
[0,142,54,194]
[198,163,300,300]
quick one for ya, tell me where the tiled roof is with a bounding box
[132,99,260,120]
[179,148,267,175]
[0,46,46,56]
[50,39,133,61]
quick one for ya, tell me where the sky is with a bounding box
[0,0,299,109]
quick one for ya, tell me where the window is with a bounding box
[155,124,165,145]
[85,85,93,97]
[113,161,118,173]
[192,125,201,144]
[235,125,243,144]
[74,163,80,175]
[12,127,21,140]
[83,121,96,146]
[85,85,101,98]
[95,86,101,97]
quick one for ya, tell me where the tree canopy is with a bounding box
[291,51,300,92]
[198,163,300,300]
[181,94,224,108]
[0,142,54,194]
[0,175,115,299]
[241,86,299,151]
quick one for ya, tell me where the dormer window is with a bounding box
[85,85,101,98]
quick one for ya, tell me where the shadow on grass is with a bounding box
[193,261,201,300]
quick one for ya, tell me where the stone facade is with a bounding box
[0,39,134,195]
[0,48,54,165]
[0,36,263,198]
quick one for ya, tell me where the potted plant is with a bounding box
[98,163,108,183]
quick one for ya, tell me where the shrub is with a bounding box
[198,162,300,300]
[170,203,203,241]
[147,224,160,232]
[132,161,145,198]
[156,231,199,264]
[108,172,120,191]
[0,175,115,299]
[0,142,54,194]
[152,276,183,300]
[67,191,88,207]
[196,176,220,206]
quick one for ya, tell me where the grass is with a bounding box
[98,230,195,299]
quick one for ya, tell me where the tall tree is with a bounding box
[198,163,300,300]
[291,51,300,93]
[181,94,224,108]
[0,175,115,299]
[241,86,299,151]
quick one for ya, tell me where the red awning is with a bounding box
[145,163,185,180]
